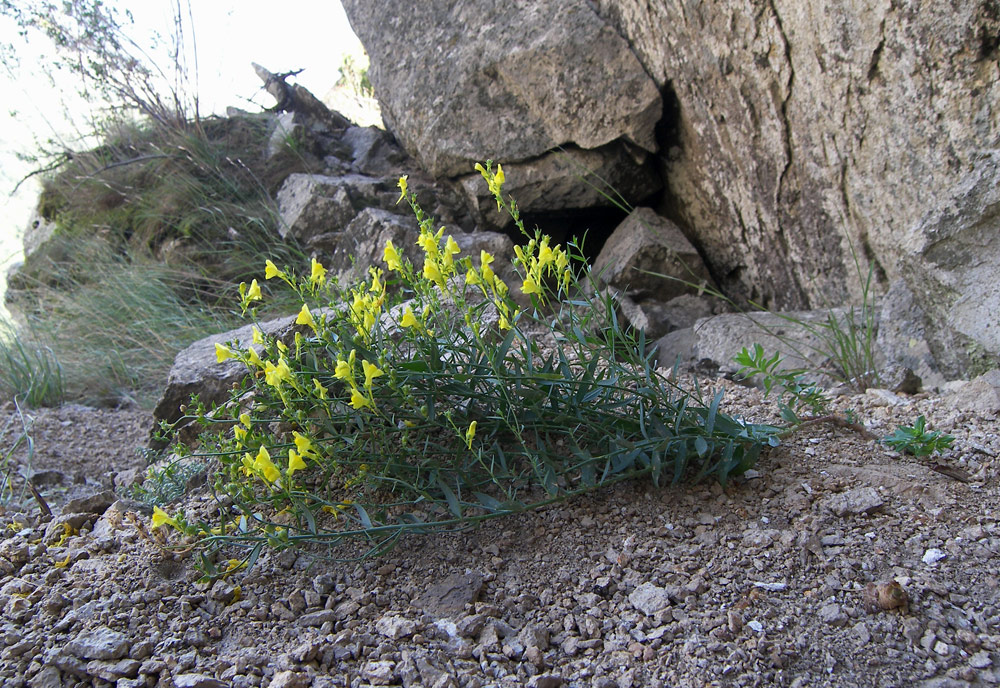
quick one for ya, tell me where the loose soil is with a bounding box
[0,377,998,688]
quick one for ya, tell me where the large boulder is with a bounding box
[593,0,1000,377]
[341,0,661,179]
[459,144,660,232]
[593,207,713,302]
[341,0,662,226]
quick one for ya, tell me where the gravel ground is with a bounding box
[0,375,998,688]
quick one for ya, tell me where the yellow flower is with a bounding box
[400,306,419,329]
[296,304,317,331]
[215,343,236,363]
[287,449,307,477]
[384,240,403,272]
[234,425,247,443]
[481,250,494,267]
[310,258,327,287]
[350,388,372,410]
[246,279,262,301]
[239,413,252,428]
[521,277,542,296]
[334,350,356,383]
[313,378,328,400]
[465,268,481,286]
[151,506,179,530]
[465,420,477,449]
[423,260,444,288]
[362,360,384,390]
[265,260,283,280]
[396,175,408,203]
[370,268,384,295]
[252,326,264,345]
[293,431,318,458]
[264,358,294,388]
[254,446,281,483]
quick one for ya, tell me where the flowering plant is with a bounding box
[154,161,776,578]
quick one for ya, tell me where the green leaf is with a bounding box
[437,479,463,519]
[354,503,373,530]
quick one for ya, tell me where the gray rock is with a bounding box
[970,651,993,669]
[61,491,116,517]
[628,582,672,616]
[823,487,884,517]
[594,207,713,302]
[342,0,661,178]
[64,626,129,661]
[944,371,1000,414]
[268,670,310,688]
[151,312,302,434]
[607,290,715,341]
[173,675,229,688]
[654,308,864,382]
[341,125,408,177]
[875,280,944,389]
[593,0,1000,381]
[818,602,847,626]
[363,660,397,686]
[26,666,62,688]
[528,676,565,688]
[85,658,141,682]
[322,207,420,281]
[414,572,484,618]
[901,152,1000,377]
[459,145,660,231]
[298,610,338,627]
[276,173,397,243]
[375,615,418,640]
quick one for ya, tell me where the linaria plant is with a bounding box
[155,161,779,579]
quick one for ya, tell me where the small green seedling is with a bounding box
[733,344,828,423]
[882,416,954,457]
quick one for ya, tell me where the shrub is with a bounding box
[154,162,779,577]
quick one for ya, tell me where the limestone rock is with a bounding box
[151,313,301,433]
[607,290,715,341]
[875,280,944,390]
[594,207,713,301]
[592,0,1000,379]
[654,308,866,381]
[173,675,228,688]
[342,0,661,178]
[276,173,398,243]
[823,487,885,517]
[414,572,484,618]
[901,152,1000,376]
[628,582,672,616]
[64,627,129,661]
[944,370,1000,414]
[459,145,660,231]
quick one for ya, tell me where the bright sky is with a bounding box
[0,0,365,310]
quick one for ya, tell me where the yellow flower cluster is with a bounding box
[465,249,517,330]
[348,268,386,343]
[514,235,572,303]
[474,162,505,211]
[334,348,384,410]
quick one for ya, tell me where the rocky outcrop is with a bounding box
[341,0,663,224]
[593,207,713,302]
[341,0,661,178]
[592,0,1000,377]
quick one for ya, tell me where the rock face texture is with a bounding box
[341,0,661,179]
[592,0,1000,376]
